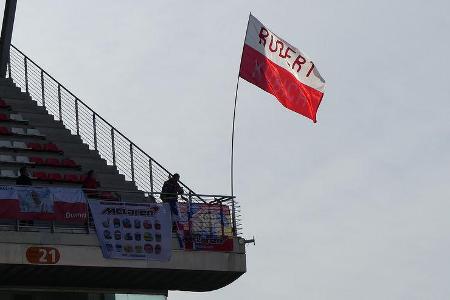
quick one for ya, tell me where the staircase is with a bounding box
[0,77,146,201]
[6,45,199,197]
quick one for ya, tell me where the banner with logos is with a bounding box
[0,186,87,223]
[178,203,234,251]
[89,200,172,261]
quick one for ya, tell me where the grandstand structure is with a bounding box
[0,1,246,299]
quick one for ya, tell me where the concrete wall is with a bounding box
[0,291,103,300]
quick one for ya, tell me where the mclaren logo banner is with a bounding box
[89,200,172,261]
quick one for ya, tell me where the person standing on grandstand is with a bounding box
[16,166,32,186]
[161,173,185,247]
[161,173,184,217]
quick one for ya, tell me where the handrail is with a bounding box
[6,45,242,236]
[13,184,235,201]
[9,45,191,193]
[0,185,236,246]
[8,45,194,191]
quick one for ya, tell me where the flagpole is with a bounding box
[231,75,240,198]
[230,13,251,235]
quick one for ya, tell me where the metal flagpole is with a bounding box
[230,75,240,198]
[230,13,251,234]
[230,65,240,236]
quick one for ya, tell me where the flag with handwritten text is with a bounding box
[239,15,326,122]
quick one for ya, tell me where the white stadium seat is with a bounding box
[0,140,12,148]
[0,169,17,178]
[0,155,14,162]
[27,128,43,136]
[15,156,30,163]
[9,114,25,122]
[12,141,27,149]
[11,127,25,135]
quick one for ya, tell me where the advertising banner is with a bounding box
[0,186,87,223]
[89,200,172,261]
[178,203,234,251]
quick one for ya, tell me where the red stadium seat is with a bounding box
[45,158,60,166]
[79,175,87,183]
[0,114,9,121]
[33,171,48,180]
[48,173,63,181]
[44,143,60,153]
[30,156,45,165]
[61,159,77,168]
[0,99,9,109]
[100,191,119,200]
[0,127,10,135]
[27,142,43,151]
[64,174,79,182]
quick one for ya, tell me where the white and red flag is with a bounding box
[239,15,326,122]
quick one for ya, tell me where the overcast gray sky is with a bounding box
[7,1,450,299]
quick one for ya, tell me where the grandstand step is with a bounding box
[16,112,65,128]
[69,157,119,174]
[0,89,31,100]
[52,141,100,157]
[0,85,22,95]
[0,78,16,87]
[33,127,83,143]
[1,100,48,113]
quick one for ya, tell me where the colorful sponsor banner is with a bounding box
[185,234,234,252]
[0,186,87,223]
[178,203,234,251]
[89,200,172,261]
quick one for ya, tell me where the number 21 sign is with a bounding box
[26,247,60,264]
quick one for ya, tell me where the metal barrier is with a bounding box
[5,45,242,236]
[0,187,237,247]
[85,189,237,236]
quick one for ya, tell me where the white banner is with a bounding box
[0,186,87,222]
[89,200,172,261]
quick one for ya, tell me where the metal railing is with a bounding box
[0,187,238,246]
[5,45,242,236]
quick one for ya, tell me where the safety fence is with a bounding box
[0,186,237,250]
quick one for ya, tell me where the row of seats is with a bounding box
[30,157,78,168]
[0,154,77,168]
[0,98,86,186]
[27,142,61,152]
[33,171,85,183]
[0,126,44,137]
[0,169,86,183]
[0,113,27,123]
[0,140,62,153]
[0,154,36,164]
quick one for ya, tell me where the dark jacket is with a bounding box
[161,179,183,202]
[16,175,32,186]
